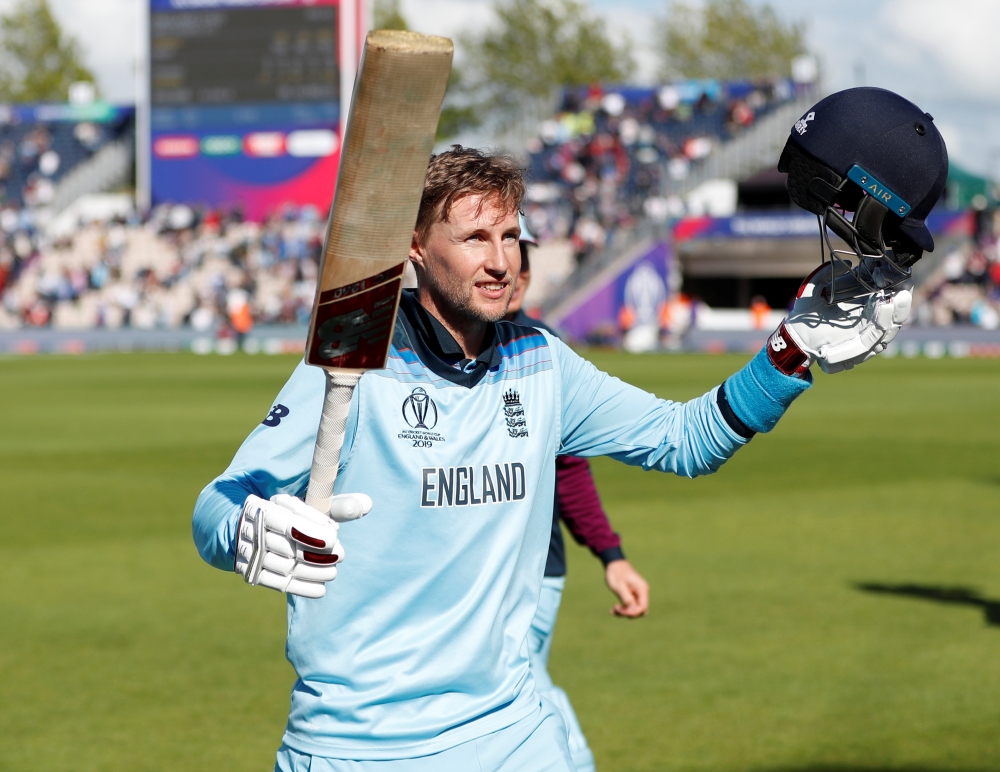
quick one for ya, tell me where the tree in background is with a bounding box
[373,0,408,32]
[434,68,481,142]
[0,0,96,102]
[462,0,635,129]
[373,0,479,140]
[658,0,805,80]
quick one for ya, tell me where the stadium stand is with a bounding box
[0,203,323,334]
[0,104,133,209]
[914,208,1000,329]
[522,78,805,263]
[0,85,991,346]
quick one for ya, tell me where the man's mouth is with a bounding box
[475,280,509,298]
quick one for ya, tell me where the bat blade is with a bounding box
[306,30,453,372]
[304,30,453,514]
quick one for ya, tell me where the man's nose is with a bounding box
[483,238,510,275]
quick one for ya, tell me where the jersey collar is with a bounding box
[395,290,501,387]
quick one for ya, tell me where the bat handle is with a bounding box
[305,371,362,514]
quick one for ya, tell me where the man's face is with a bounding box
[410,194,521,324]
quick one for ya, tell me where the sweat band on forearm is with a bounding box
[723,346,813,434]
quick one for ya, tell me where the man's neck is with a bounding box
[416,287,490,359]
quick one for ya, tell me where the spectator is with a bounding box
[523,77,798,259]
[0,203,327,333]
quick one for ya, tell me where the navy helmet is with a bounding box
[778,87,948,280]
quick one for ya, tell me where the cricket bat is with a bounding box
[303,30,453,515]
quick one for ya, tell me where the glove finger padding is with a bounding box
[268,493,341,546]
[256,571,328,599]
[290,561,341,583]
[260,550,340,582]
[820,295,890,366]
[782,263,911,375]
[874,284,912,353]
[235,494,346,598]
[284,577,329,599]
[892,284,913,324]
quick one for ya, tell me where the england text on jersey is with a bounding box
[420,463,526,507]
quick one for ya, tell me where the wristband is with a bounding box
[724,347,813,434]
[598,546,625,566]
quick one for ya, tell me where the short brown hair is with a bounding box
[415,145,525,242]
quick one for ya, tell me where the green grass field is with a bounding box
[2,351,999,771]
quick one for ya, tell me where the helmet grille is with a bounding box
[778,137,924,297]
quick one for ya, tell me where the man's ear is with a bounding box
[409,230,425,270]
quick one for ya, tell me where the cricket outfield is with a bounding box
[1,351,998,771]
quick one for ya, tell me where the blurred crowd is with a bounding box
[0,82,813,332]
[0,203,323,334]
[0,112,129,207]
[914,209,1000,329]
[1,201,993,334]
[0,83,990,334]
[523,79,800,263]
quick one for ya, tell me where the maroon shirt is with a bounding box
[507,309,625,577]
[546,455,624,577]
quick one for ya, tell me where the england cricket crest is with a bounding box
[502,389,528,439]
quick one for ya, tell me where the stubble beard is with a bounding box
[423,266,516,326]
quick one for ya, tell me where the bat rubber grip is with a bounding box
[305,371,362,514]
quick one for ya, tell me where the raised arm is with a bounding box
[551,333,811,477]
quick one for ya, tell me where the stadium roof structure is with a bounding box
[946,163,996,210]
[672,209,975,279]
[0,102,133,124]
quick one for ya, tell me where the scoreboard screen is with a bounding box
[151,5,338,107]
[145,0,366,219]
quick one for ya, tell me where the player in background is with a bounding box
[506,218,649,772]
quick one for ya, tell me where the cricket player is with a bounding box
[511,219,648,772]
[195,95,935,768]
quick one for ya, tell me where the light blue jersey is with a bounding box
[529,576,594,772]
[193,292,809,760]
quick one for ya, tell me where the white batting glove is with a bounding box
[234,492,372,599]
[766,262,912,376]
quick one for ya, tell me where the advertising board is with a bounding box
[143,0,367,218]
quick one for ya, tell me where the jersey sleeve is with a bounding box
[549,334,809,477]
[191,361,361,571]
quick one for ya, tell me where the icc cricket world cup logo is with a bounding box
[402,387,438,430]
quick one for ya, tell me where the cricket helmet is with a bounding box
[518,213,538,245]
[778,87,948,298]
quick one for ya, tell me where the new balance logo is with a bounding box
[316,297,394,360]
[766,324,809,376]
[262,404,289,427]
